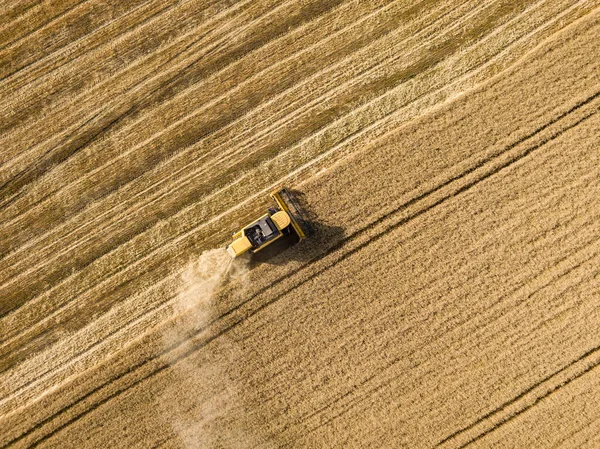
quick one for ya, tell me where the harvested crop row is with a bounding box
[0,0,593,359]
[0,7,592,412]
[2,0,596,396]
[6,60,599,449]
[2,1,600,448]
[2,7,599,448]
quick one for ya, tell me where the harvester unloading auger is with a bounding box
[226,188,311,258]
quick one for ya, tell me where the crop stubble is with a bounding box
[1,0,599,448]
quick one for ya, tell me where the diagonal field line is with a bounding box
[0,0,89,53]
[0,0,593,401]
[0,0,467,291]
[28,108,600,449]
[0,0,404,215]
[0,1,44,35]
[301,242,600,442]
[271,120,600,442]
[0,0,568,326]
[451,342,600,449]
[4,67,599,449]
[290,177,600,435]
[0,0,291,169]
[1,6,596,406]
[0,0,182,83]
[0,0,468,324]
[0,0,383,245]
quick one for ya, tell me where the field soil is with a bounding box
[1,0,600,448]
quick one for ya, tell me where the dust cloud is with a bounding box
[174,248,246,328]
[158,249,270,449]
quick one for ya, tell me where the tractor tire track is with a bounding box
[1,0,584,340]
[3,61,597,449]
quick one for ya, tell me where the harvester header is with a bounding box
[226,188,310,258]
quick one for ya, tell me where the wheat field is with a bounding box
[1,0,600,448]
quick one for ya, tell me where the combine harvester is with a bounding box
[226,188,311,258]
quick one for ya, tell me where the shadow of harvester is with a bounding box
[250,189,344,266]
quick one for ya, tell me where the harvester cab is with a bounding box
[226,188,311,258]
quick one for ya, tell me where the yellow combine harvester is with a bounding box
[226,188,310,258]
